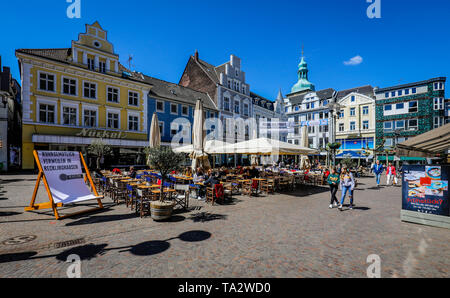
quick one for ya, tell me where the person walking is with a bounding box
[338,168,356,210]
[327,168,340,209]
[386,162,398,186]
[372,160,384,187]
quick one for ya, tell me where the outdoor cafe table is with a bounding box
[137,184,161,189]
[151,189,176,199]
[173,176,193,184]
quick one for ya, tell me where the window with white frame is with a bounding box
[62,77,77,96]
[433,98,443,110]
[156,100,164,112]
[39,103,55,123]
[181,105,188,116]
[384,138,393,148]
[434,82,444,90]
[234,101,240,114]
[384,104,392,111]
[362,120,369,130]
[408,101,418,113]
[395,120,405,130]
[433,116,444,128]
[407,119,418,130]
[99,61,106,73]
[107,112,119,129]
[107,87,119,103]
[170,103,178,115]
[159,121,164,136]
[87,58,95,70]
[350,121,356,131]
[227,79,232,89]
[350,108,356,116]
[83,82,97,99]
[128,115,139,131]
[128,91,139,106]
[396,103,404,109]
[339,110,344,119]
[83,109,97,127]
[405,89,410,95]
[39,72,55,92]
[362,106,369,115]
[351,95,355,102]
[62,106,77,126]
[224,97,230,111]
[384,121,393,131]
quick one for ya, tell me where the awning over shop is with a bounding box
[335,150,367,159]
[32,134,148,147]
[377,156,427,162]
[396,123,450,157]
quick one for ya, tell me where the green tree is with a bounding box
[146,146,184,201]
[87,139,112,169]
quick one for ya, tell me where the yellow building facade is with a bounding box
[16,22,152,169]
[335,92,376,154]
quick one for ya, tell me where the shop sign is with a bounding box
[76,128,128,139]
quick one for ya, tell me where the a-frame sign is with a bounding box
[25,150,103,220]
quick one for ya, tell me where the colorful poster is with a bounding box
[402,165,449,216]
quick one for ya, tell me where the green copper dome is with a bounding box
[291,56,315,93]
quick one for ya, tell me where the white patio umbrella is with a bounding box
[299,125,311,169]
[147,112,161,166]
[173,140,230,154]
[212,137,317,155]
[190,99,210,171]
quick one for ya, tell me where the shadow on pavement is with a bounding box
[55,243,108,261]
[65,212,137,226]
[189,212,227,223]
[0,230,212,264]
[0,252,38,264]
[0,211,22,217]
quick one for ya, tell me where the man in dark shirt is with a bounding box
[249,166,260,178]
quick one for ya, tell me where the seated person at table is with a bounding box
[129,166,137,178]
[112,168,122,175]
[184,167,193,177]
[204,171,220,188]
[92,168,103,178]
[193,167,205,183]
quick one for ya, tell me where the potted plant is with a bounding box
[146,146,184,221]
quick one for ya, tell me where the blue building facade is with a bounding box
[143,76,218,145]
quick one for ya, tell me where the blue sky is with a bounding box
[1,0,449,99]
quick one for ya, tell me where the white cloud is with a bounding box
[344,55,363,66]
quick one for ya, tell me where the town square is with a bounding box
[0,0,449,282]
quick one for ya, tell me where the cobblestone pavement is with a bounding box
[0,174,449,278]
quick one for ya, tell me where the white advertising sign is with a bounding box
[38,151,98,204]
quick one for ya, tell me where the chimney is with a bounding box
[194,50,199,61]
